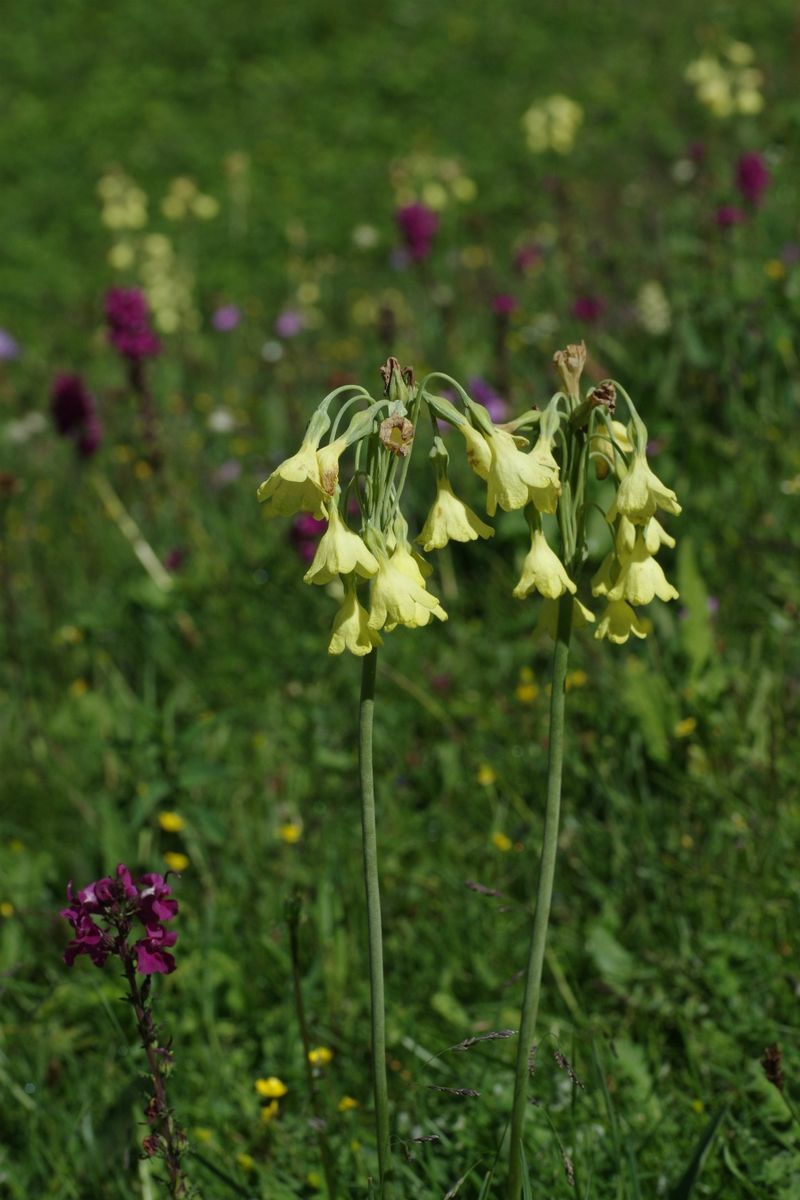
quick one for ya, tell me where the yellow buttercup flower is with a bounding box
[255,1077,288,1098]
[459,423,491,480]
[417,477,494,551]
[278,821,303,843]
[338,1096,359,1112]
[367,552,447,633]
[674,717,697,738]
[485,428,558,517]
[158,811,185,833]
[304,504,379,585]
[607,535,679,606]
[163,851,189,872]
[535,597,595,639]
[491,831,513,852]
[477,763,496,786]
[609,451,681,523]
[308,1047,333,1067]
[328,583,383,657]
[257,440,326,518]
[260,1100,280,1124]
[515,681,539,704]
[512,529,576,600]
[594,600,648,644]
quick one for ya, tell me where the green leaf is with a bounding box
[669,1105,729,1199]
[676,538,713,680]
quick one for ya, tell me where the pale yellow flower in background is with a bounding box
[260,1101,279,1124]
[607,536,679,606]
[594,600,648,644]
[477,763,496,787]
[491,831,513,852]
[338,1096,359,1112]
[308,1047,333,1067]
[535,597,595,639]
[328,585,383,657]
[674,717,698,738]
[609,452,681,523]
[278,821,303,843]
[460,423,491,480]
[304,505,378,585]
[163,851,189,872]
[368,553,447,632]
[513,530,576,600]
[417,478,494,551]
[257,441,326,518]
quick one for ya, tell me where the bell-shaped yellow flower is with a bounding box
[368,551,447,632]
[512,529,577,599]
[592,420,632,480]
[609,451,681,523]
[328,584,383,657]
[417,478,495,551]
[316,436,348,497]
[594,599,648,644]
[303,504,379,586]
[459,423,491,480]
[607,535,679,606]
[535,597,595,638]
[486,429,559,517]
[526,431,562,514]
[615,516,638,559]
[642,516,676,555]
[591,552,618,597]
[257,440,326,518]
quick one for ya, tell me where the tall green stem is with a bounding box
[359,649,393,1196]
[506,593,573,1199]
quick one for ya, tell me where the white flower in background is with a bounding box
[636,281,671,336]
[97,171,148,230]
[4,413,47,444]
[208,408,236,433]
[522,95,583,155]
[352,224,380,249]
[685,44,764,117]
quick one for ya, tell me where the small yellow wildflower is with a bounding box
[236,1153,255,1170]
[565,670,588,692]
[255,1077,288,1098]
[278,822,302,844]
[515,682,539,705]
[691,1099,705,1115]
[680,834,694,850]
[765,260,785,281]
[674,717,697,738]
[338,1096,359,1112]
[158,812,186,833]
[260,1100,280,1123]
[491,832,513,853]
[308,1047,334,1067]
[69,679,89,698]
[163,852,189,872]
[476,763,496,787]
[0,902,14,918]
[134,460,153,481]
[193,1127,213,1143]
[306,1172,322,1190]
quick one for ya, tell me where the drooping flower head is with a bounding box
[105,288,161,360]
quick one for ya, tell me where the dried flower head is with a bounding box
[379,414,415,457]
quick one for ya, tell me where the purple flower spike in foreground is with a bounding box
[105,287,161,361]
[395,202,439,261]
[60,862,179,975]
[736,152,770,208]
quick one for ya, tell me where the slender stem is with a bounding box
[287,906,339,1199]
[506,593,573,1199]
[358,649,392,1196]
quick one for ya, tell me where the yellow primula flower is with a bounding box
[459,423,491,480]
[526,431,562,514]
[592,420,633,480]
[535,597,595,639]
[609,451,681,523]
[642,516,676,555]
[308,1047,333,1067]
[316,436,348,496]
[328,583,383,657]
[255,1077,289,1098]
[367,552,447,633]
[591,552,618,597]
[607,535,679,606]
[304,504,378,585]
[485,428,559,517]
[417,477,494,551]
[257,440,326,518]
[512,529,576,600]
[594,599,648,644]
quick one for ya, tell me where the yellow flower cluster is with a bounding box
[685,44,764,117]
[522,95,583,155]
[162,176,220,221]
[390,152,477,209]
[97,171,148,230]
[592,446,681,643]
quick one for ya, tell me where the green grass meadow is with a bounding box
[1,2,799,1197]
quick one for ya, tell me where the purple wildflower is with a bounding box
[60,863,179,976]
[164,547,186,573]
[290,513,326,563]
[716,204,745,230]
[274,309,305,339]
[513,244,542,274]
[395,203,439,262]
[211,304,241,332]
[51,374,94,435]
[467,377,508,423]
[105,288,161,361]
[736,152,770,207]
[0,329,21,361]
[571,295,605,324]
[77,414,104,458]
[492,293,518,316]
